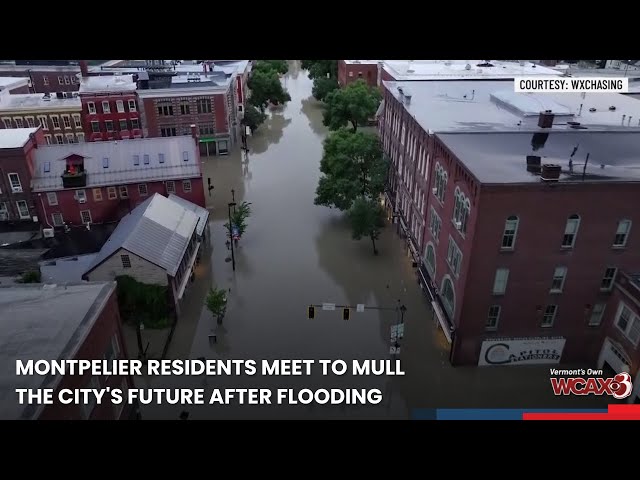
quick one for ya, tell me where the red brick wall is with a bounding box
[81,93,141,142]
[0,69,81,94]
[343,63,378,87]
[9,85,30,94]
[213,94,228,135]
[602,278,640,377]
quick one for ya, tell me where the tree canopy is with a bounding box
[254,60,289,75]
[248,69,291,111]
[242,105,267,133]
[312,76,338,102]
[348,197,385,255]
[314,129,387,211]
[301,60,338,79]
[322,79,381,132]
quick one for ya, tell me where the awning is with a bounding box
[199,137,217,144]
[432,301,453,343]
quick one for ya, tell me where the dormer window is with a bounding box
[64,155,85,175]
[143,154,150,165]
[183,151,189,162]
[102,157,109,169]
[159,153,165,164]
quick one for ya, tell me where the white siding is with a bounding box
[86,248,168,286]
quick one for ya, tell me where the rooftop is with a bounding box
[383,60,562,81]
[0,92,80,112]
[0,76,29,91]
[168,193,210,237]
[384,80,640,133]
[84,193,200,277]
[31,135,200,191]
[436,131,640,184]
[0,281,116,420]
[79,74,136,94]
[39,253,97,284]
[0,64,80,73]
[0,127,39,149]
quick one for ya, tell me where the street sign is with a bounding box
[232,227,239,237]
[356,304,365,313]
[322,303,336,311]
[390,324,405,339]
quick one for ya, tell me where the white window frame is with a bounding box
[54,133,64,144]
[183,180,192,193]
[58,76,63,85]
[600,267,617,292]
[119,185,129,199]
[107,187,117,200]
[440,275,456,318]
[64,75,70,85]
[446,236,463,277]
[77,133,85,143]
[614,302,640,346]
[52,212,64,226]
[128,99,137,112]
[501,215,519,250]
[542,305,558,328]
[72,114,82,128]
[16,200,30,219]
[14,117,24,128]
[66,133,75,144]
[105,120,114,132]
[25,116,35,128]
[116,100,125,113]
[93,188,103,201]
[424,242,436,277]
[2,118,12,128]
[166,181,176,194]
[47,192,58,206]
[102,101,111,114]
[550,266,568,293]
[62,115,71,129]
[87,102,96,114]
[43,76,49,86]
[44,134,52,145]
[0,202,8,220]
[51,115,60,129]
[486,305,501,330]
[80,210,92,224]
[38,116,48,130]
[613,219,632,248]
[589,303,606,327]
[75,189,87,203]
[8,173,22,192]
[138,184,148,196]
[493,268,509,295]
[131,118,140,130]
[400,124,406,146]
[562,214,581,248]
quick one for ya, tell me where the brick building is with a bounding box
[0,63,81,94]
[0,88,84,144]
[378,79,640,366]
[78,74,141,142]
[0,127,44,224]
[30,133,204,228]
[0,281,137,420]
[0,77,30,94]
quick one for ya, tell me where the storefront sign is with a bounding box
[478,337,565,366]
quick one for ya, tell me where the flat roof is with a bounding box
[0,93,81,112]
[384,80,640,132]
[383,60,561,81]
[0,127,39,149]
[0,64,80,73]
[39,254,97,284]
[0,77,29,91]
[79,74,136,93]
[436,131,640,185]
[0,281,116,420]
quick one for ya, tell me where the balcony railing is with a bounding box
[61,170,87,188]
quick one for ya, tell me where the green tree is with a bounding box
[225,201,252,237]
[314,129,387,211]
[18,270,41,283]
[248,70,291,112]
[206,288,227,320]
[312,76,338,102]
[254,60,289,75]
[242,105,267,133]
[301,60,338,80]
[348,197,385,255]
[323,79,381,132]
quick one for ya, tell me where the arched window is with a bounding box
[425,242,436,276]
[460,199,471,234]
[438,171,448,202]
[441,275,455,318]
[453,187,461,222]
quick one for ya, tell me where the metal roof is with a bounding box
[0,281,116,420]
[31,136,200,191]
[0,92,81,112]
[168,194,209,236]
[79,75,136,94]
[0,127,38,149]
[84,193,199,277]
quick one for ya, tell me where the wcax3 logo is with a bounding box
[550,370,633,400]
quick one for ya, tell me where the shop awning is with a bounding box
[199,137,216,144]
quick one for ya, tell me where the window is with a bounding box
[52,212,64,226]
[73,114,82,128]
[589,303,606,327]
[60,115,70,129]
[71,76,77,84]
[2,118,12,128]
[143,154,150,165]
[486,305,501,330]
[615,303,640,346]
[133,155,140,166]
[161,127,177,137]
[44,135,52,145]
[613,220,632,247]
[199,124,214,136]
[93,188,102,201]
[80,210,92,224]
[183,180,192,193]
[91,121,100,133]
[446,236,463,277]
[542,305,558,327]
[16,200,30,219]
[157,104,173,116]
[183,151,190,162]
[47,192,58,206]
[76,189,87,202]
[121,254,132,268]
[348,71,354,77]
[43,76,49,86]
[119,119,128,131]
[601,267,617,291]
[15,118,24,128]
[452,188,470,235]
[43,161,51,173]
[88,102,96,114]
[66,133,75,144]
[433,163,447,203]
[550,266,567,293]
[493,268,509,295]
[38,116,48,129]
[64,75,70,85]
[501,216,519,249]
[25,117,35,128]
[102,157,109,169]
[166,181,176,194]
[441,277,455,318]
[107,187,117,200]
[102,101,111,114]
[0,202,8,220]
[116,100,124,113]
[131,118,140,129]
[562,214,580,248]
[400,124,406,146]
[138,184,148,196]
[158,153,165,164]
[8,173,22,192]
[119,186,128,198]
[55,134,64,144]
[128,100,137,112]
[81,376,100,419]
[58,76,63,85]
[425,243,436,276]
[104,335,120,363]
[77,133,85,143]
[52,116,61,129]
[429,207,441,242]
[197,98,211,114]
[105,120,114,132]
[180,103,190,115]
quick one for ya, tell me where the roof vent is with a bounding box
[465,64,471,70]
[404,93,412,105]
[589,107,596,112]
[477,62,494,67]
[571,125,588,129]
[609,106,616,111]
[526,155,541,173]
[540,164,561,182]
[538,110,555,128]
[567,121,581,126]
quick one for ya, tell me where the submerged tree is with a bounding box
[348,197,386,255]
[248,70,291,111]
[312,76,339,102]
[322,79,381,132]
[206,288,227,322]
[253,60,289,76]
[242,105,267,133]
[224,201,252,237]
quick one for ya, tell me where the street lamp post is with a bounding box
[228,202,237,271]
[231,189,236,213]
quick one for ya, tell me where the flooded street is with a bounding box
[133,61,611,419]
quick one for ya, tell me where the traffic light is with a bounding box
[343,308,350,321]
[308,306,315,319]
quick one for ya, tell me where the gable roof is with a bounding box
[168,194,209,237]
[84,193,199,277]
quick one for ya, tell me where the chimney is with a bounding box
[526,155,541,173]
[404,92,412,106]
[397,86,404,102]
[80,60,89,78]
[538,110,554,128]
[540,164,561,182]
[191,124,199,143]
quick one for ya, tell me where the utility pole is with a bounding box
[228,202,237,271]
[231,189,236,213]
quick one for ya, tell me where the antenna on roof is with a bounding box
[582,153,590,181]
